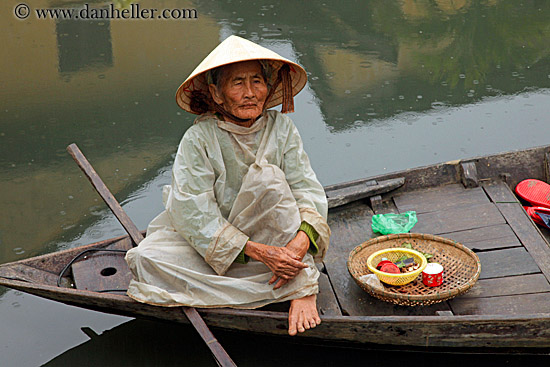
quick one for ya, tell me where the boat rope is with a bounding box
[57,248,128,293]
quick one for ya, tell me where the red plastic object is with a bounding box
[524,206,550,228]
[515,179,550,208]
[376,260,393,270]
[379,263,400,274]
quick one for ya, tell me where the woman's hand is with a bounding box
[245,240,308,289]
[268,231,310,289]
[285,231,310,260]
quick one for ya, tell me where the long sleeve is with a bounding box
[164,127,248,276]
[280,116,331,261]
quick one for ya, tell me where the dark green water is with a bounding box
[1,0,550,365]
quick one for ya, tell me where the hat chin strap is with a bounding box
[263,63,294,114]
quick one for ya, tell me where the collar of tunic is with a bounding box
[215,112,268,135]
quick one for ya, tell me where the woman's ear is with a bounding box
[208,84,224,105]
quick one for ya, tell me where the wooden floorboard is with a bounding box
[482,180,550,281]
[496,202,550,281]
[412,202,506,234]
[440,224,521,251]
[450,292,550,315]
[317,271,342,316]
[482,180,520,203]
[476,247,541,279]
[460,274,550,299]
[394,184,489,214]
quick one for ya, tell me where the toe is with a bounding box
[288,326,297,336]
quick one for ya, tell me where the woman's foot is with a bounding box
[288,294,321,336]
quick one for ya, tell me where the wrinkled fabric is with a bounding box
[125,110,330,308]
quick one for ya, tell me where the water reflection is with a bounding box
[202,0,550,130]
[56,17,113,74]
[42,318,550,366]
[0,0,220,263]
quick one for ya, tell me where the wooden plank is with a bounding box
[72,251,133,292]
[495,201,550,281]
[477,248,541,279]
[67,144,144,246]
[451,292,550,315]
[72,236,133,292]
[0,264,59,286]
[326,178,404,209]
[412,203,506,235]
[3,265,550,349]
[324,203,376,316]
[324,203,450,316]
[460,274,550,298]
[473,146,550,189]
[482,180,519,203]
[441,224,521,251]
[393,184,488,214]
[317,271,342,316]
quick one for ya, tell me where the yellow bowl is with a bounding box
[367,248,428,286]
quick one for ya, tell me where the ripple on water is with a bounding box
[431,101,446,109]
[89,229,103,239]
[13,247,25,255]
[400,112,419,123]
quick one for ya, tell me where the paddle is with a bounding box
[67,143,236,367]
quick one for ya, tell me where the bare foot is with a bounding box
[288,294,321,336]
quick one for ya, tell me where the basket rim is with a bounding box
[366,248,428,281]
[347,233,482,304]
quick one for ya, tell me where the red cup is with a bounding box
[422,263,444,287]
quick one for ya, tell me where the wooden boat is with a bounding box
[2,145,550,353]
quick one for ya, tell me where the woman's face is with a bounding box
[209,61,268,121]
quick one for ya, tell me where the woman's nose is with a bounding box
[243,81,254,97]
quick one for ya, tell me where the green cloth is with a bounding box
[233,244,250,264]
[233,221,319,264]
[299,221,319,255]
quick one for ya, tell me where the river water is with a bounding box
[1,0,550,365]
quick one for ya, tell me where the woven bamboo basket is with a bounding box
[347,233,481,306]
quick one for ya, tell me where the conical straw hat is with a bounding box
[175,35,307,114]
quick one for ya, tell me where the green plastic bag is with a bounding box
[371,211,417,235]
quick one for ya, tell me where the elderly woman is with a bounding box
[125,36,330,336]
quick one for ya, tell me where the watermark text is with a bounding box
[14,3,198,20]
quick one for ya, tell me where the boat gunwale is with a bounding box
[2,275,550,325]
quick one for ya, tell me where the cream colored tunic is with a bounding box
[125,110,330,308]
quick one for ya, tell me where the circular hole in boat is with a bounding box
[100,267,117,277]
